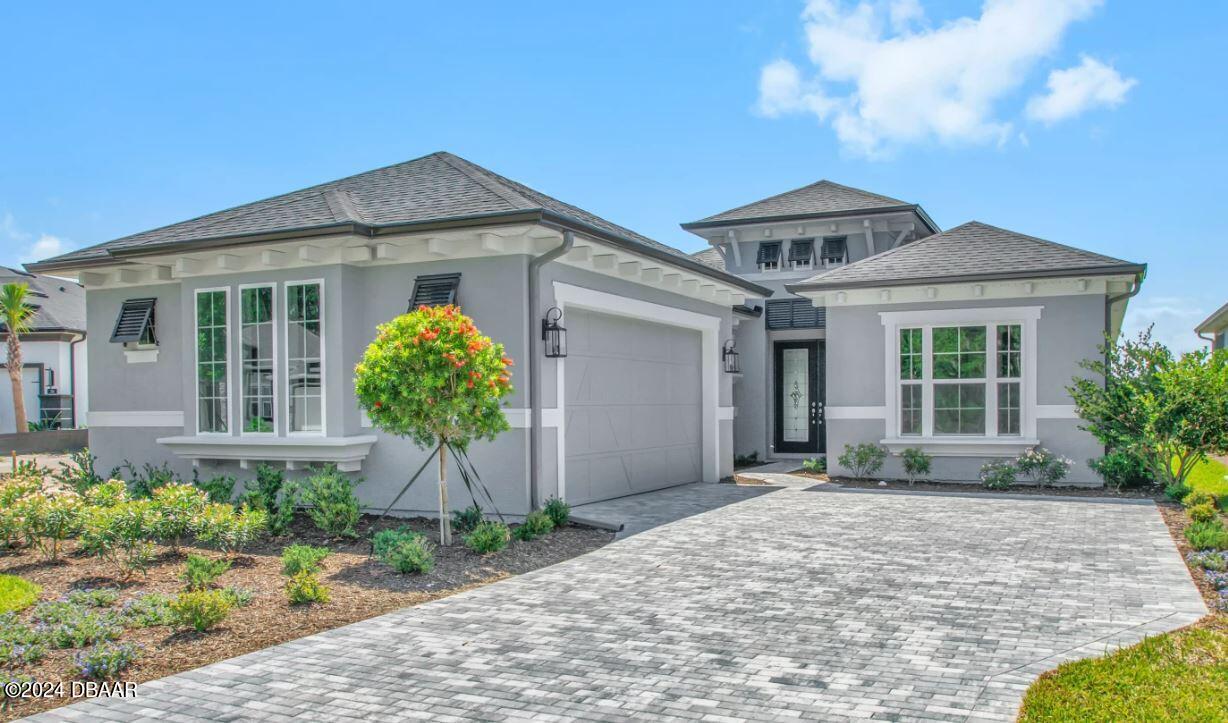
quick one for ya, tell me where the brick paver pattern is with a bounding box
[30,488,1206,722]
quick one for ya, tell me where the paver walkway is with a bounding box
[32,488,1205,722]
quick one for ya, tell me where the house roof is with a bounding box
[1196,302,1228,335]
[787,221,1145,292]
[27,152,770,297]
[0,267,85,334]
[690,246,726,271]
[681,179,938,232]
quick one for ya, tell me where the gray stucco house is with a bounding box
[1196,303,1228,350]
[27,154,1143,511]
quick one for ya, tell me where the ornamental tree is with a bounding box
[353,304,513,544]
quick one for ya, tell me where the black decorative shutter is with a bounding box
[110,298,156,343]
[788,239,814,262]
[409,273,462,309]
[756,242,781,264]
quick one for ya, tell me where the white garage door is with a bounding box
[563,308,703,505]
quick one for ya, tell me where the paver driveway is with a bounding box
[32,487,1205,722]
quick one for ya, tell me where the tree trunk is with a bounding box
[438,442,452,545]
[7,335,25,434]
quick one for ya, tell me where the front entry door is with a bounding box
[774,340,823,454]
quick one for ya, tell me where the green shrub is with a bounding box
[513,510,554,541]
[1189,551,1228,572]
[150,483,209,551]
[1182,490,1218,509]
[302,465,361,538]
[53,449,104,493]
[72,642,140,680]
[1090,451,1154,490]
[281,544,330,576]
[117,461,179,499]
[221,586,254,608]
[78,500,158,579]
[32,602,123,648]
[1189,502,1219,524]
[192,503,267,556]
[285,571,330,605]
[980,460,1017,490]
[1185,520,1228,551]
[192,471,236,505]
[121,593,174,627]
[464,521,510,555]
[82,479,128,508]
[0,575,40,614]
[242,465,299,536]
[16,491,85,561]
[383,537,435,574]
[542,496,570,529]
[170,590,232,632]
[65,588,119,608]
[371,526,421,559]
[801,457,826,473]
[837,443,887,479]
[180,554,231,591]
[1015,447,1074,487]
[1165,480,1193,502]
[900,448,932,486]
[450,505,484,535]
[734,451,760,468]
[0,613,46,665]
[0,476,40,549]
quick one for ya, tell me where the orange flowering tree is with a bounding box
[354,305,513,543]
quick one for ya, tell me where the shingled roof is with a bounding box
[788,221,1145,292]
[690,246,726,271]
[27,152,769,295]
[0,267,85,333]
[682,179,937,232]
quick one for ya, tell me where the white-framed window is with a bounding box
[883,307,1041,442]
[239,284,276,435]
[285,281,324,435]
[194,288,230,434]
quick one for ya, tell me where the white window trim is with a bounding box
[238,282,278,438]
[193,287,233,436]
[880,306,1041,452]
[284,279,326,437]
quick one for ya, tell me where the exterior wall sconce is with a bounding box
[722,339,741,374]
[542,307,567,358]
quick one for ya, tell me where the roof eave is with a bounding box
[680,204,939,234]
[1196,301,1228,334]
[786,263,1147,294]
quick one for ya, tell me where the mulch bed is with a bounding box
[1157,504,1225,612]
[0,514,612,720]
[789,471,1162,499]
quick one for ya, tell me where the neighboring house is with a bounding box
[0,267,88,433]
[683,182,1145,485]
[25,156,1143,504]
[27,153,769,514]
[1196,303,1228,350]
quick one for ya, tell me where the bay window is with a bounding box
[885,307,1039,444]
[286,281,324,434]
[195,289,230,434]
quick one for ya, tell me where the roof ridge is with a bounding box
[955,220,1131,265]
[433,152,536,210]
[694,179,910,223]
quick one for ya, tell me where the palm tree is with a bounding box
[0,283,36,433]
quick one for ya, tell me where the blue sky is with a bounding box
[1,1,1223,351]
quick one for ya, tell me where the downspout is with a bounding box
[68,333,84,429]
[527,230,575,511]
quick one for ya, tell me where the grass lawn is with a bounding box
[1019,616,1228,722]
[1186,456,1228,498]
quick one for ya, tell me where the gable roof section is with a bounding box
[690,246,726,271]
[0,267,85,333]
[681,179,937,232]
[27,152,770,296]
[788,221,1145,292]
[1196,302,1228,335]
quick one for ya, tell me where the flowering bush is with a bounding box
[72,642,140,680]
[82,479,128,508]
[1014,447,1073,488]
[979,460,1017,490]
[16,491,85,561]
[150,483,209,551]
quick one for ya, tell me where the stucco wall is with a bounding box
[825,293,1106,485]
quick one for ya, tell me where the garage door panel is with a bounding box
[564,308,703,505]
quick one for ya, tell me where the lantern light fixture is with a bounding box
[542,307,567,358]
[722,339,740,374]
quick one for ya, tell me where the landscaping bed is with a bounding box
[0,456,611,721]
[796,472,1161,498]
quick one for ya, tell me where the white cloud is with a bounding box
[0,212,75,267]
[758,0,1124,156]
[1121,295,1209,355]
[1025,55,1136,124]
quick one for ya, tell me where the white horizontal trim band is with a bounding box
[90,410,185,428]
[826,406,887,420]
[881,437,1040,457]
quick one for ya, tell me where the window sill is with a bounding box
[880,437,1038,457]
[157,434,378,472]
